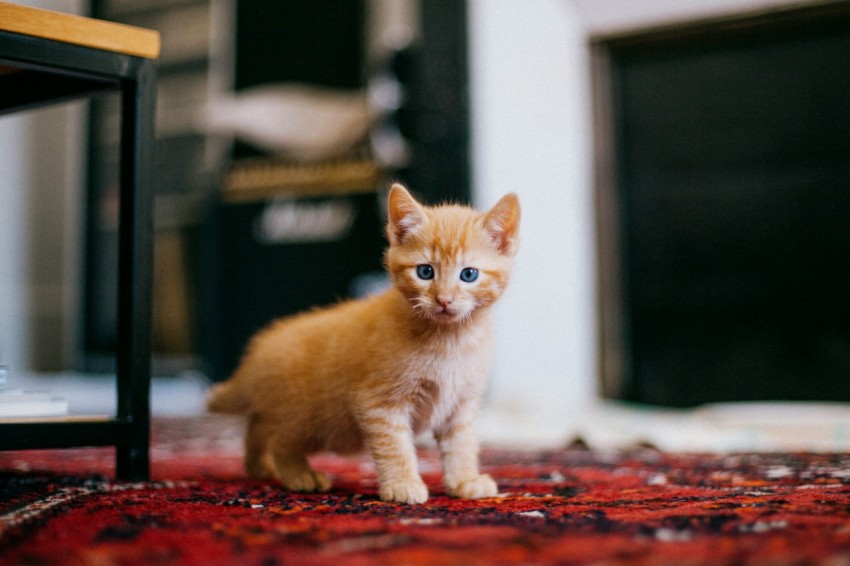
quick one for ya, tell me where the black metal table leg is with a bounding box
[114,58,156,482]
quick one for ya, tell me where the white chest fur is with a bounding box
[402,324,493,435]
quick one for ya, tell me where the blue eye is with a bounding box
[416,264,435,280]
[460,267,479,283]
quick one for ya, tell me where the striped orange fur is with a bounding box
[207,184,520,504]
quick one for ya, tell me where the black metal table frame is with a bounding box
[0,29,155,481]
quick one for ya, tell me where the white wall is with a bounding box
[0,0,86,371]
[0,113,30,370]
[468,0,596,442]
[468,0,818,445]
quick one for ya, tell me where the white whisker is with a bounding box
[409,296,432,319]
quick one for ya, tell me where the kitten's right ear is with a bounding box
[387,183,427,244]
[483,193,521,256]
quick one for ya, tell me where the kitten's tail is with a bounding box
[206,380,249,414]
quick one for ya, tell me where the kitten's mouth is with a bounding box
[432,306,463,323]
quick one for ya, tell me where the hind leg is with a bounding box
[270,436,331,492]
[244,414,276,479]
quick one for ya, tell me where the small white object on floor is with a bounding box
[0,366,69,418]
[4,370,209,417]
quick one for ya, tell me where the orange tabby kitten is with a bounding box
[207,183,520,504]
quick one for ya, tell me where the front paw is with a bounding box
[448,474,498,499]
[380,479,429,504]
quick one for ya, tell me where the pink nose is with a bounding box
[436,296,453,308]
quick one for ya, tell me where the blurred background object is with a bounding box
[81,0,470,381]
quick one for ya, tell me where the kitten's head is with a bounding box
[384,183,520,325]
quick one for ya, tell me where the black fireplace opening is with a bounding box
[593,3,850,407]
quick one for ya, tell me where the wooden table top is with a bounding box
[0,1,159,59]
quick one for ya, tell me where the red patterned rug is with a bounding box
[2,416,850,565]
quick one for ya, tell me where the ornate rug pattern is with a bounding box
[2,416,850,565]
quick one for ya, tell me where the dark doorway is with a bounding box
[593,3,850,407]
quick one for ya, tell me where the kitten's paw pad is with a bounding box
[449,474,498,499]
[282,470,331,493]
[380,480,429,505]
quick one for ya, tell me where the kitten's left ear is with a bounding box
[387,183,428,245]
[483,193,521,255]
